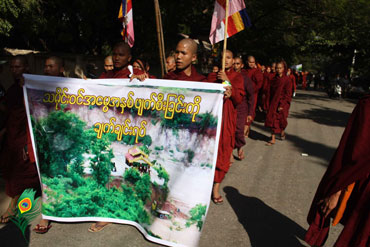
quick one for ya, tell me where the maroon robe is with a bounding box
[163,66,207,81]
[99,67,144,79]
[0,83,39,197]
[264,74,292,134]
[235,73,255,149]
[261,72,274,111]
[302,73,307,90]
[207,69,244,183]
[305,95,370,247]
[245,68,263,108]
[289,74,296,93]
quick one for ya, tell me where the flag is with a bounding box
[209,0,251,45]
[118,0,134,47]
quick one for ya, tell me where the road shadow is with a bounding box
[224,186,306,247]
[250,115,337,164]
[248,127,270,142]
[295,91,331,102]
[0,221,30,247]
[289,107,351,127]
[286,134,336,165]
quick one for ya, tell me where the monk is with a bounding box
[33,56,66,234]
[265,61,292,145]
[0,56,40,223]
[89,42,145,233]
[233,57,255,160]
[163,39,207,81]
[243,56,264,136]
[104,55,114,72]
[271,62,276,74]
[287,68,296,97]
[261,66,272,112]
[207,50,244,204]
[99,42,145,81]
[165,55,176,73]
[305,94,370,247]
[301,71,307,90]
[44,56,65,77]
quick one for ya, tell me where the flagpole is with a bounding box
[124,0,128,43]
[221,0,229,72]
[158,4,167,74]
[154,0,166,77]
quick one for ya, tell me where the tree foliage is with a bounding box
[2,0,369,79]
[33,110,88,177]
[185,204,207,231]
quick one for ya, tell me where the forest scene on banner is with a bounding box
[26,81,222,245]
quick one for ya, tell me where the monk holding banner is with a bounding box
[207,50,244,204]
[89,42,144,233]
[305,95,370,247]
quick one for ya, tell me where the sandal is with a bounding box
[212,196,224,205]
[33,224,52,234]
[265,141,275,146]
[281,134,286,140]
[88,222,110,233]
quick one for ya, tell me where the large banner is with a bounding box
[23,74,224,247]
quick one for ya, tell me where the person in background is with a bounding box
[265,61,292,145]
[165,55,176,73]
[0,56,40,224]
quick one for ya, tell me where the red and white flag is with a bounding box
[209,0,251,45]
[118,0,134,47]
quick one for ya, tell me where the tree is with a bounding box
[135,173,152,203]
[89,137,114,187]
[185,204,207,231]
[34,110,88,177]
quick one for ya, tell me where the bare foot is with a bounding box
[88,222,110,232]
[237,148,245,160]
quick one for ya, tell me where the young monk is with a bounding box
[207,50,244,204]
[0,56,40,223]
[89,42,144,233]
[164,39,207,81]
[233,57,255,160]
[265,61,292,145]
[242,56,263,137]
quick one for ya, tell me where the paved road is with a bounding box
[0,90,357,247]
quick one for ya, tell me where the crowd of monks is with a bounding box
[0,39,368,246]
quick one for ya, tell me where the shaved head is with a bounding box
[233,57,244,72]
[226,50,234,58]
[177,38,198,55]
[247,55,256,69]
[174,39,198,75]
[113,42,131,56]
